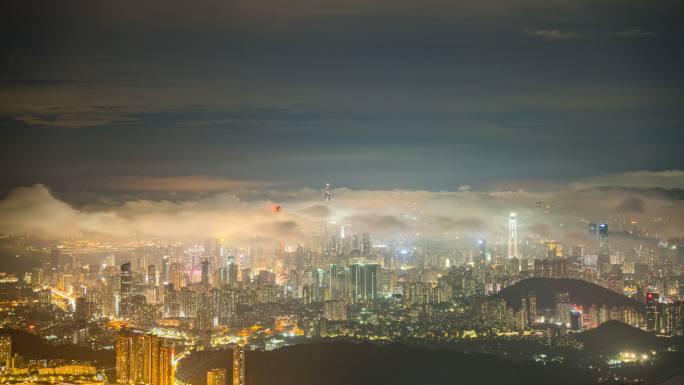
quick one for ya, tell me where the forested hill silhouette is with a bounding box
[177,342,593,385]
[0,328,115,366]
[575,320,662,354]
[495,278,644,311]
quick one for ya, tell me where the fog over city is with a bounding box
[1,0,683,384]
[1,170,683,242]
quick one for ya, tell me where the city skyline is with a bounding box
[1,1,683,384]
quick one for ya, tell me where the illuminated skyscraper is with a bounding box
[662,302,684,336]
[544,241,563,258]
[120,263,133,318]
[208,368,227,385]
[227,263,239,288]
[323,300,347,321]
[403,282,433,306]
[598,223,609,252]
[349,263,379,303]
[5,353,22,371]
[597,224,610,274]
[178,287,198,318]
[201,260,210,285]
[160,256,170,284]
[329,264,347,300]
[361,233,372,255]
[144,334,159,384]
[570,309,583,331]
[75,296,91,321]
[158,345,175,385]
[646,292,659,332]
[116,330,174,385]
[169,263,184,289]
[115,331,134,383]
[521,291,537,329]
[477,239,487,265]
[570,245,584,275]
[507,212,518,259]
[352,233,361,254]
[240,268,251,289]
[147,264,157,286]
[0,336,11,365]
[218,287,238,323]
[232,344,245,385]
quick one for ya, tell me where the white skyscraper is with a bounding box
[508,212,518,259]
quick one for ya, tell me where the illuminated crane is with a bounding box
[323,183,332,201]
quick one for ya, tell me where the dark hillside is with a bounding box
[495,278,643,311]
[177,342,592,385]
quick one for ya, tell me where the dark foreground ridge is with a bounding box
[575,320,662,354]
[177,341,590,385]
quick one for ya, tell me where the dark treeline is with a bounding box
[177,342,592,385]
[0,328,115,367]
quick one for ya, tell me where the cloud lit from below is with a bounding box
[0,170,682,244]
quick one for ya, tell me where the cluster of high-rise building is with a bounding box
[17,216,684,340]
[645,292,684,334]
[115,330,175,385]
[1,210,680,385]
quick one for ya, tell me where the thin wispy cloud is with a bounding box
[524,29,581,40]
[608,29,656,37]
[14,114,137,129]
[523,28,658,41]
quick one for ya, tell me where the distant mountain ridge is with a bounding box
[495,278,644,311]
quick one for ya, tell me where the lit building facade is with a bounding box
[508,212,518,259]
[232,344,245,385]
[115,330,174,385]
[207,368,227,385]
[0,336,11,365]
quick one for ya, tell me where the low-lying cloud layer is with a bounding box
[0,170,682,246]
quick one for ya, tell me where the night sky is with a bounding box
[1,0,683,193]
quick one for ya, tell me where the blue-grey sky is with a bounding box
[1,0,683,193]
